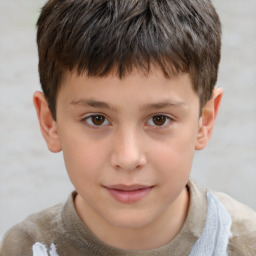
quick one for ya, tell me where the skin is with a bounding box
[34,69,223,250]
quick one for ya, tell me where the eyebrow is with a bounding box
[70,99,186,111]
[71,99,117,111]
[142,100,186,110]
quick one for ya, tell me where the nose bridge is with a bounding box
[111,124,146,171]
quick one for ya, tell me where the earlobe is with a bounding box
[195,88,223,150]
[33,91,62,153]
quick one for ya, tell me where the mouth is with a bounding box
[103,184,154,204]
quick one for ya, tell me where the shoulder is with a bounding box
[0,203,63,256]
[214,192,256,255]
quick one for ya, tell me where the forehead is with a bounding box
[57,69,199,111]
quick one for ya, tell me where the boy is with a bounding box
[1,0,256,255]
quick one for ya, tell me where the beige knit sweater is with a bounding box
[1,181,256,256]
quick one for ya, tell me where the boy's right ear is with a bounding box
[33,91,62,153]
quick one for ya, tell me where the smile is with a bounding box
[104,185,154,204]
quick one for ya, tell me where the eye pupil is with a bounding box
[152,115,166,126]
[92,115,105,125]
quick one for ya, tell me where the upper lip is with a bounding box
[104,184,154,191]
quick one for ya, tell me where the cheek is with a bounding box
[60,133,109,185]
[155,147,193,179]
[151,129,196,179]
[152,141,194,204]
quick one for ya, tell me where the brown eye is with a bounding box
[152,115,167,126]
[91,115,106,125]
[85,115,109,126]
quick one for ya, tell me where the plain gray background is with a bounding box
[0,0,256,238]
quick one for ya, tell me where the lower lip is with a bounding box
[105,187,153,204]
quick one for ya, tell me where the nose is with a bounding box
[110,128,147,172]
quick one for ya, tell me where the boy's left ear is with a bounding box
[195,88,223,150]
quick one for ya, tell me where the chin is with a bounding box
[106,211,157,230]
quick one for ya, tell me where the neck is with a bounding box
[75,187,189,250]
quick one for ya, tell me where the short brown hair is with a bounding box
[37,0,221,119]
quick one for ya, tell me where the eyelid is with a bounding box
[81,113,111,127]
[146,113,174,127]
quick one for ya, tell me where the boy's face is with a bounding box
[35,69,221,235]
[54,69,201,229]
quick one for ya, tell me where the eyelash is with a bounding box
[82,114,110,127]
[146,114,173,128]
[81,113,174,128]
